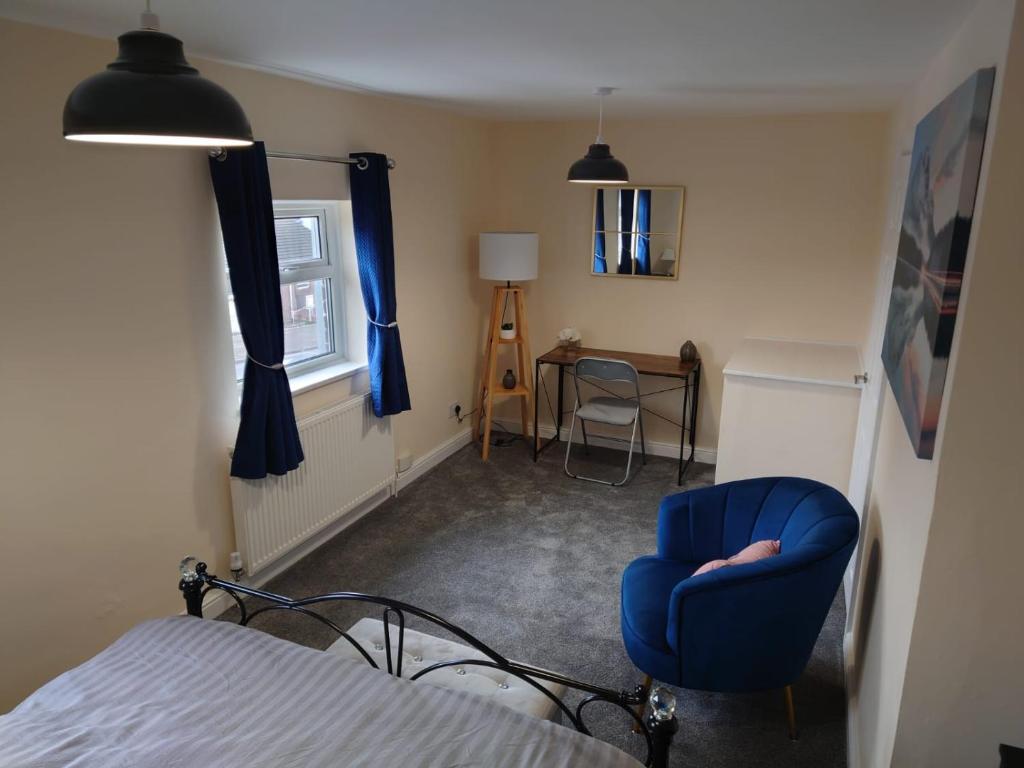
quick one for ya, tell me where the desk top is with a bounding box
[537,345,699,378]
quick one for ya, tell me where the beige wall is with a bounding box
[846,0,1021,765]
[891,0,1024,763]
[490,113,888,453]
[0,19,492,710]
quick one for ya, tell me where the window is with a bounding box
[227,201,348,381]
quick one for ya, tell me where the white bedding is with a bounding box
[0,616,643,767]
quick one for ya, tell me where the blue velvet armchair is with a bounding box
[621,477,859,735]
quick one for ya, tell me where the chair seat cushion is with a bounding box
[621,556,697,682]
[577,396,639,426]
[326,618,567,722]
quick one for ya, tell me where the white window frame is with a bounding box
[229,200,349,382]
[274,200,348,377]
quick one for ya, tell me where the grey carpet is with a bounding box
[220,440,847,768]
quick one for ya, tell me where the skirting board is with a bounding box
[494,419,717,465]
[396,427,473,492]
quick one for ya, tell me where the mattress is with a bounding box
[0,616,643,768]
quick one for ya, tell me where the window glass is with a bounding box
[274,216,322,265]
[227,204,345,382]
[228,279,334,379]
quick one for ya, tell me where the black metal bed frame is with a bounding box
[179,557,678,768]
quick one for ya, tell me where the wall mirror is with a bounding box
[590,185,685,279]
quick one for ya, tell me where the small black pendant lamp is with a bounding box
[63,3,253,147]
[567,87,629,184]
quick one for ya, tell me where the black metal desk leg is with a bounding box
[533,359,541,462]
[556,364,565,443]
[678,381,690,486]
[690,363,701,466]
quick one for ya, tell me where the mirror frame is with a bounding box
[588,184,686,280]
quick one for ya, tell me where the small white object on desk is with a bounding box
[557,327,581,347]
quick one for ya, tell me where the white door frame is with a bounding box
[844,150,911,627]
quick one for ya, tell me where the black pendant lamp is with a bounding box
[567,87,628,184]
[63,4,252,147]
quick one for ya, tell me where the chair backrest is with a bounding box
[572,357,641,402]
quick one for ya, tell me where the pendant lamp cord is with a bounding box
[596,94,604,144]
[141,0,159,30]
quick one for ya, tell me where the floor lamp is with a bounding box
[474,232,537,460]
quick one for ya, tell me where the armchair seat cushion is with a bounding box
[621,556,697,682]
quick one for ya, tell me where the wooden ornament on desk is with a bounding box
[679,340,698,363]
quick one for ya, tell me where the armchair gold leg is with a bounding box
[631,674,653,734]
[784,685,799,741]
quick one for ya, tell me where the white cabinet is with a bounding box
[715,338,864,493]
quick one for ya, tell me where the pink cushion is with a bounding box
[729,539,781,565]
[692,559,729,576]
[692,539,780,577]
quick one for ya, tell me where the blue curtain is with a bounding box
[209,142,304,479]
[636,189,652,275]
[618,189,635,274]
[594,189,607,273]
[349,153,411,417]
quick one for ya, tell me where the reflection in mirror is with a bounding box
[592,186,684,278]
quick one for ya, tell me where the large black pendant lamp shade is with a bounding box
[567,87,628,184]
[63,9,252,147]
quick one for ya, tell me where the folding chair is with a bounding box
[564,357,646,486]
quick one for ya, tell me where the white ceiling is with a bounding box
[0,0,978,118]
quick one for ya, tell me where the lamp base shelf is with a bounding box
[488,384,530,397]
[473,284,534,461]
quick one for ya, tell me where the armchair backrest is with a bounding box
[657,477,858,564]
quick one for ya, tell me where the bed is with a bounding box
[0,559,678,767]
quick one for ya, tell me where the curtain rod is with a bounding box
[208,147,396,170]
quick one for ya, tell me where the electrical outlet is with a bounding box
[449,402,462,419]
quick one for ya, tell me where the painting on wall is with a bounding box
[881,67,995,460]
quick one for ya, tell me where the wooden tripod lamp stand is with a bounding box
[474,232,537,460]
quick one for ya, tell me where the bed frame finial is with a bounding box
[647,687,679,768]
[178,556,207,618]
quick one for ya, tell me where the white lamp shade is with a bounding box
[479,232,538,282]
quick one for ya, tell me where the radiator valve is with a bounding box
[229,551,244,581]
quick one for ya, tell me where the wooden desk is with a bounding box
[533,346,701,484]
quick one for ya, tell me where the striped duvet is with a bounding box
[0,616,642,767]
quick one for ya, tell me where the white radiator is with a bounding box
[229,394,395,577]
